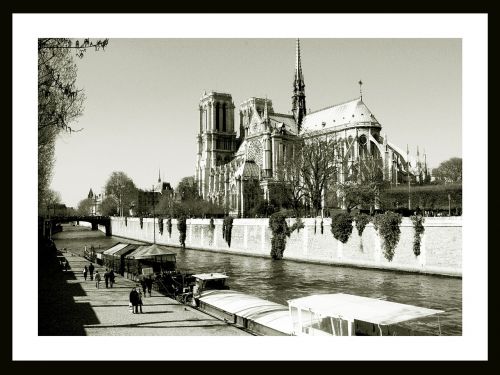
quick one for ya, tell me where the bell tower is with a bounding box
[195,91,237,199]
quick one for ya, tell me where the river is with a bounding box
[53,224,462,335]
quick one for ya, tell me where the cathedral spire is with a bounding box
[292,38,307,133]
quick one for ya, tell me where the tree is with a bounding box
[38,38,108,214]
[104,171,137,216]
[156,193,175,216]
[176,176,199,201]
[338,155,385,213]
[274,141,307,214]
[100,196,118,216]
[77,198,93,215]
[300,136,339,215]
[40,189,62,216]
[432,157,462,183]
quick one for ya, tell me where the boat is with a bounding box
[181,274,444,336]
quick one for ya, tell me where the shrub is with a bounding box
[330,212,353,244]
[269,212,304,260]
[411,215,425,256]
[222,216,234,247]
[166,217,172,238]
[177,216,187,248]
[373,211,402,261]
[355,213,371,237]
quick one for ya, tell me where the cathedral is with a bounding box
[195,39,429,217]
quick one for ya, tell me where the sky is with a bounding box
[51,38,462,208]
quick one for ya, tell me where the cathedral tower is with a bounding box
[292,38,307,133]
[196,92,237,199]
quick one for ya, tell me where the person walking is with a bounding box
[136,286,144,313]
[95,270,101,289]
[129,287,139,314]
[104,269,110,288]
[64,260,69,272]
[140,277,147,298]
[109,270,115,288]
[145,276,153,297]
[89,263,95,281]
[83,266,88,281]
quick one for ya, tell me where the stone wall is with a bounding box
[109,216,462,277]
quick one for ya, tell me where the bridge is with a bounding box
[40,215,112,238]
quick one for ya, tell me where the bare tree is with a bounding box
[300,136,339,215]
[38,38,108,213]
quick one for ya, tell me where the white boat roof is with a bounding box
[288,293,443,325]
[193,273,229,280]
[102,243,128,255]
[199,290,292,334]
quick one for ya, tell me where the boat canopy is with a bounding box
[287,293,444,325]
[102,243,129,256]
[192,273,229,281]
[199,290,292,335]
[111,244,140,258]
[124,244,176,261]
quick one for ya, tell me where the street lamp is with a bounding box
[152,184,156,244]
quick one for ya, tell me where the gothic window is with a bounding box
[223,103,227,132]
[215,102,220,131]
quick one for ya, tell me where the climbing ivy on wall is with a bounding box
[158,217,163,235]
[373,211,402,262]
[269,212,304,260]
[355,213,371,237]
[330,212,353,244]
[139,217,143,229]
[410,215,425,256]
[125,216,127,226]
[167,217,172,238]
[208,218,215,245]
[177,216,187,248]
[222,216,234,247]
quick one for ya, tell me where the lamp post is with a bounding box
[152,184,156,244]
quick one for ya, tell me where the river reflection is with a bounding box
[53,225,462,335]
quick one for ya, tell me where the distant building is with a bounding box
[87,188,102,216]
[195,39,430,217]
[133,172,175,216]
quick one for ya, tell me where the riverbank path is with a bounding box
[41,251,251,336]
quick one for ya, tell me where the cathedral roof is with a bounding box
[302,97,380,133]
[234,160,260,179]
[269,113,297,135]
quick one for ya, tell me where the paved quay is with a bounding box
[42,251,251,336]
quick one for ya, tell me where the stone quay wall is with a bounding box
[106,216,462,277]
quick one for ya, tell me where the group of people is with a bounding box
[82,263,115,289]
[128,276,154,314]
[129,286,144,313]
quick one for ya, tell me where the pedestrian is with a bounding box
[64,260,69,272]
[83,265,88,281]
[139,277,147,298]
[89,263,95,281]
[95,270,101,289]
[109,270,115,288]
[145,276,153,297]
[104,269,110,288]
[129,287,139,313]
[136,287,144,313]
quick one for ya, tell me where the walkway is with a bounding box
[41,251,251,336]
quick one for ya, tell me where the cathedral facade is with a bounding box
[195,40,429,217]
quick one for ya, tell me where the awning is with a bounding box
[102,243,128,256]
[125,245,150,259]
[111,244,141,258]
[287,293,444,325]
[127,244,177,260]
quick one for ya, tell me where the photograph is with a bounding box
[13,13,487,361]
